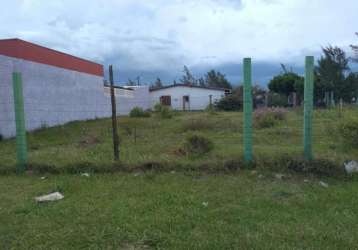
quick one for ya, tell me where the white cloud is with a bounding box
[1,0,357,72]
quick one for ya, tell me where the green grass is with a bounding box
[1,108,358,248]
[0,108,357,174]
[1,172,358,249]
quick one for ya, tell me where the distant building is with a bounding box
[0,39,150,138]
[150,84,230,111]
[0,39,228,138]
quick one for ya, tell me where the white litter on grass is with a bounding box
[35,192,64,202]
[170,171,176,174]
[304,179,309,183]
[250,170,258,176]
[81,173,90,177]
[202,202,209,207]
[275,174,285,180]
[319,181,329,188]
[344,161,358,175]
[40,176,46,180]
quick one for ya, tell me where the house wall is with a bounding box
[107,85,151,114]
[150,86,226,110]
[0,55,112,138]
[0,55,154,139]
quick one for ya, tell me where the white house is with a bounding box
[0,38,229,138]
[150,84,230,111]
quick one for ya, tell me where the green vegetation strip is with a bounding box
[1,173,358,249]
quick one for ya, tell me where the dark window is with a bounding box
[160,96,171,106]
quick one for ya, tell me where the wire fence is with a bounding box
[1,65,358,173]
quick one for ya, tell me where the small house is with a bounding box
[150,84,230,111]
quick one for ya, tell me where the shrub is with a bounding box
[0,134,3,142]
[215,95,242,111]
[153,103,173,119]
[268,93,288,107]
[182,119,214,131]
[183,133,214,155]
[129,107,151,118]
[254,108,287,129]
[285,157,343,177]
[205,104,217,115]
[338,118,358,148]
[154,103,164,112]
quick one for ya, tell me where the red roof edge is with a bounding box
[0,38,103,77]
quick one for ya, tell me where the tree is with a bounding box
[198,77,206,87]
[127,79,136,86]
[205,70,232,89]
[153,77,163,88]
[351,32,358,62]
[343,73,358,102]
[268,72,303,97]
[180,66,197,85]
[317,46,350,101]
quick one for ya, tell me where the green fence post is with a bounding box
[12,72,27,172]
[303,56,314,161]
[243,58,253,162]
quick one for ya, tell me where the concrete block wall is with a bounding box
[0,55,111,138]
[116,86,151,114]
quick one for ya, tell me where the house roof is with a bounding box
[150,84,230,92]
[0,38,103,76]
[104,84,134,91]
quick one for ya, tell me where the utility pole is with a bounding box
[109,65,120,161]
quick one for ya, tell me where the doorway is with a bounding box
[183,95,190,111]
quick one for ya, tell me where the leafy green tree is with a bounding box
[344,73,358,101]
[268,72,303,97]
[317,46,350,101]
[180,66,197,85]
[294,71,324,104]
[205,70,232,89]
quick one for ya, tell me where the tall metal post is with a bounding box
[243,58,253,162]
[12,72,28,172]
[109,65,120,161]
[304,56,314,161]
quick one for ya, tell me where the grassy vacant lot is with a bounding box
[1,173,358,249]
[0,107,357,173]
[0,108,358,248]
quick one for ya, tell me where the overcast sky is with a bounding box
[1,0,357,85]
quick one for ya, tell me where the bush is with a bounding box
[215,95,242,111]
[254,108,287,128]
[338,118,358,148]
[183,133,214,155]
[0,134,3,142]
[153,103,173,119]
[129,107,151,118]
[285,157,343,177]
[268,93,288,107]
